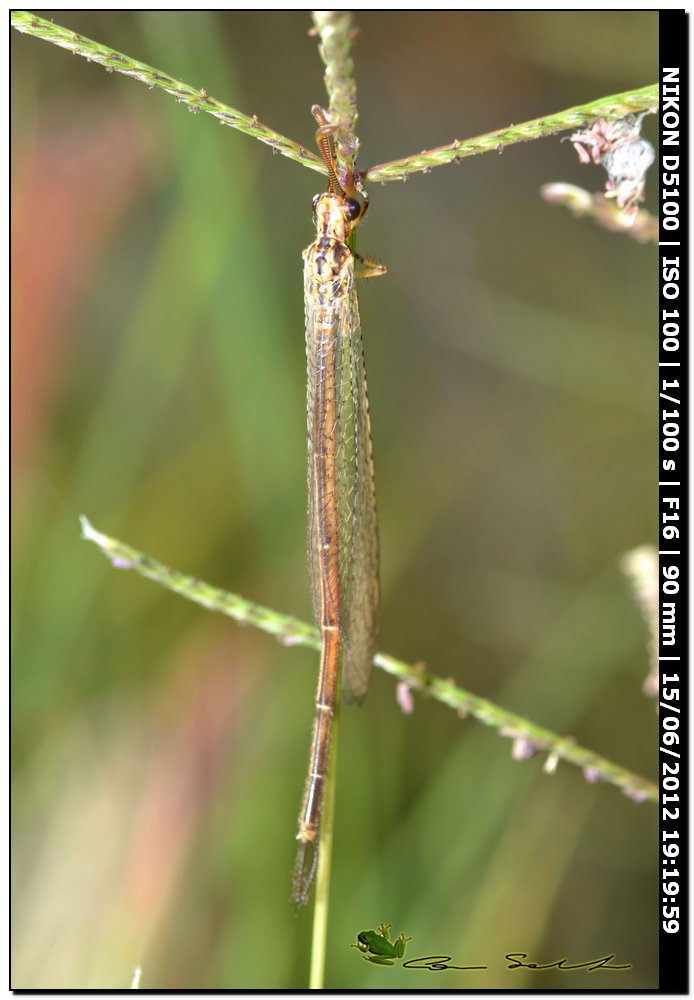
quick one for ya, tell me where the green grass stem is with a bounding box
[12,13,657,189]
[11,10,325,178]
[311,11,361,176]
[363,85,658,182]
[80,516,657,806]
[308,698,339,989]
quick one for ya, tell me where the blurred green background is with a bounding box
[12,11,658,990]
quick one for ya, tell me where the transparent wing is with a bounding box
[336,282,379,703]
[305,261,324,636]
[304,256,379,704]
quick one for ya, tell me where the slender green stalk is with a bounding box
[541,183,658,244]
[311,11,360,176]
[308,698,339,990]
[80,516,658,804]
[10,10,325,179]
[364,84,659,182]
[11,13,657,189]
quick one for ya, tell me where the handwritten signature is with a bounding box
[402,952,631,972]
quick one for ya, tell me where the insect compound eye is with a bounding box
[344,197,361,222]
[311,194,320,219]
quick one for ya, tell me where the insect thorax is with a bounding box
[305,240,353,307]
